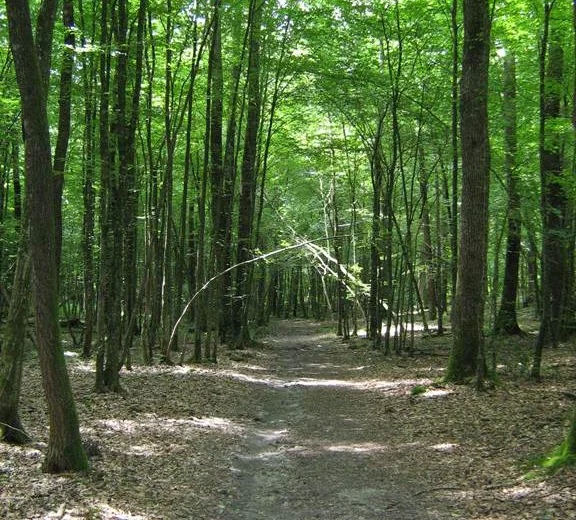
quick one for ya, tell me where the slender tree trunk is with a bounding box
[0,229,31,444]
[420,169,437,321]
[142,13,161,365]
[52,0,75,274]
[160,0,175,363]
[532,16,567,378]
[495,52,522,335]
[79,12,97,359]
[95,0,124,392]
[233,0,263,348]
[369,116,385,347]
[121,0,147,366]
[450,0,459,299]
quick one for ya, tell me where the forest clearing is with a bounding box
[1,319,576,519]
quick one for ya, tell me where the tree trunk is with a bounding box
[96,0,123,392]
[446,0,491,382]
[495,52,522,335]
[5,0,88,472]
[79,13,97,359]
[52,0,75,274]
[532,13,567,379]
[233,0,263,348]
[121,0,147,366]
[0,233,31,444]
[450,0,459,299]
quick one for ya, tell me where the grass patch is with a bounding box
[541,441,576,471]
[411,384,428,396]
[524,441,576,479]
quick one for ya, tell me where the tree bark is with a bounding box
[0,234,31,444]
[233,0,263,348]
[532,15,567,378]
[52,0,75,274]
[446,0,491,382]
[495,52,522,335]
[5,0,88,472]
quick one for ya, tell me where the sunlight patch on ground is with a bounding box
[235,363,268,372]
[420,389,454,399]
[283,377,432,391]
[501,485,538,499]
[305,362,344,369]
[254,428,289,442]
[429,443,459,453]
[194,367,433,393]
[89,503,150,520]
[125,443,164,457]
[324,442,389,454]
[69,361,96,373]
[43,502,152,520]
[356,322,428,338]
[98,415,243,436]
[217,369,285,386]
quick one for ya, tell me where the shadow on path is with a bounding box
[222,320,443,520]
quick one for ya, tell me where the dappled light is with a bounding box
[254,428,289,442]
[501,485,539,499]
[5,318,576,519]
[324,442,389,454]
[84,503,150,520]
[2,0,574,511]
[97,415,244,438]
[420,389,453,399]
[193,364,433,393]
[430,443,459,453]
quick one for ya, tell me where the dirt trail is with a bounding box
[222,320,443,519]
[6,318,573,519]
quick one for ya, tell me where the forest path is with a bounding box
[222,319,443,520]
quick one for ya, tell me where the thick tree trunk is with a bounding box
[447,0,491,382]
[5,0,88,472]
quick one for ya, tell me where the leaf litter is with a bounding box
[1,319,575,519]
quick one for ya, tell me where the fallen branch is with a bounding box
[168,235,349,351]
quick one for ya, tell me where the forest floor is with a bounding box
[1,318,576,519]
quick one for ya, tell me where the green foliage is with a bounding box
[410,384,427,396]
[540,441,576,472]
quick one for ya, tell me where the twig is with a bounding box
[0,421,29,436]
